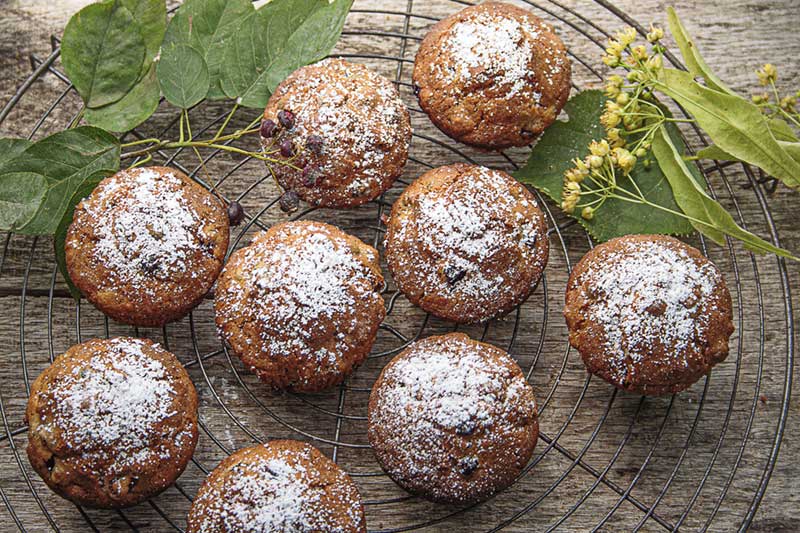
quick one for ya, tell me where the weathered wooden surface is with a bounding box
[1,0,798,531]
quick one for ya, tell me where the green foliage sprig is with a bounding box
[518,7,799,260]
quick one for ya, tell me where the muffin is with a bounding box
[25,337,198,508]
[564,235,734,396]
[384,163,549,324]
[262,58,412,208]
[65,166,229,327]
[368,333,538,504]
[413,2,571,149]
[186,440,366,533]
[214,221,385,392]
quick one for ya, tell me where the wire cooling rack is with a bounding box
[0,0,794,531]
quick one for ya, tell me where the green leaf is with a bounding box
[0,127,120,235]
[651,126,797,260]
[514,90,692,242]
[162,0,254,100]
[768,117,799,142]
[0,139,33,170]
[157,44,210,109]
[220,0,353,109]
[54,171,108,300]
[61,0,146,108]
[658,68,800,189]
[120,0,166,78]
[666,7,736,97]
[84,65,160,132]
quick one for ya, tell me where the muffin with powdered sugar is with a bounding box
[187,440,366,532]
[564,234,734,395]
[25,337,198,508]
[368,333,538,504]
[65,166,229,326]
[413,1,571,149]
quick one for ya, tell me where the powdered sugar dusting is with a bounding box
[444,12,538,98]
[81,167,210,295]
[577,239,722,382]
[217,222,383,377]
[191,444,363,532]
[370,335,535,484]
[388,166,546,305]
[40,338,183,471]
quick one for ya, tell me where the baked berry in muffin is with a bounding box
[564,235,734,396]
[368,333,538,504]
[262,58,411,208]
[384,163,549,324]
[214,221,385,392]
[65,166,229,327]
[413,1,571,149]
[25,337,198,508]
[186,440,366,533]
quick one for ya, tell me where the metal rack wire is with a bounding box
[0,0,793,531]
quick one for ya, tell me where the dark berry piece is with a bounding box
[301,165,319,187]
[279,139,294,157]
[45,456,55,472]
[140,257,161,274]
[279,190,300,213]
[455,419,477,436]
[457,456,479,477]
[277,110,295,129]
[306,134,324,154]
[444,264,466,284]
[413,83,421,96]
[260,119,277,138]
[646,300,667,317]
[227,200,245,226]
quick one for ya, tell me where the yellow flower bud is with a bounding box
[614,148,637,173]
[635,147,647,157]
[757,64,777,86]
[590,140,611,157]
[601,111,622,129]
[632,45,648,61]
[616,92,630,106]
[780,95,797,113]
[646,55,663,71]
[752,93,770,104]
[581,206,595,220]
[647,25,664,43]
[615,27,637,46]
[588,155,604,169]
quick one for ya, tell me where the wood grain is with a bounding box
[0,1,798,531]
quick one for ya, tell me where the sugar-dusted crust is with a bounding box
[187,440,366,533]
[368,333,538,504]
[25,337,198,508]
[214,221,385,392]
[65,166,229,327]
[413,1,571,149]
[263,58,411,208]
[564,234,734,396]
[384,163,549,324]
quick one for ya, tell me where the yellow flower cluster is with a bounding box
[751,64,800,129]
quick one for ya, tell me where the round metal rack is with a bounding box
[0,0,793,531]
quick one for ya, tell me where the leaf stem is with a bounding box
[213,103,240,142]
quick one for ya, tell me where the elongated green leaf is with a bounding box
[220,0,353,108]
[514,90,692,242]
[120,0,167,80]
[695,144,738,162]
[658,68,800,189]
[666,7,736,97]
[0,127,120,235]
[61,0,146,108]
[84,65,160,132]
[651,126,797,259]
[157,44,210,109]
[162,0,254,100]
[54,171,108,300]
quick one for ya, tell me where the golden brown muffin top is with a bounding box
[368,333,538,504]
[187,440,366,533]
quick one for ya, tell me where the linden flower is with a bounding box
[780,95,797,113]
[604,75,624,98]
[601,111,622,129]
[757,64,777,86]
[606,39,625,58]
[614,147,637,173]
[647,24,664,43]
[581,206,595,220]
[645,55,663,71]
[752,93,770,104]
[631,45,648,61]
[590,140,611,157]
[588,154,605,169]
[607,128,625,148]
[615,27,637,46]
